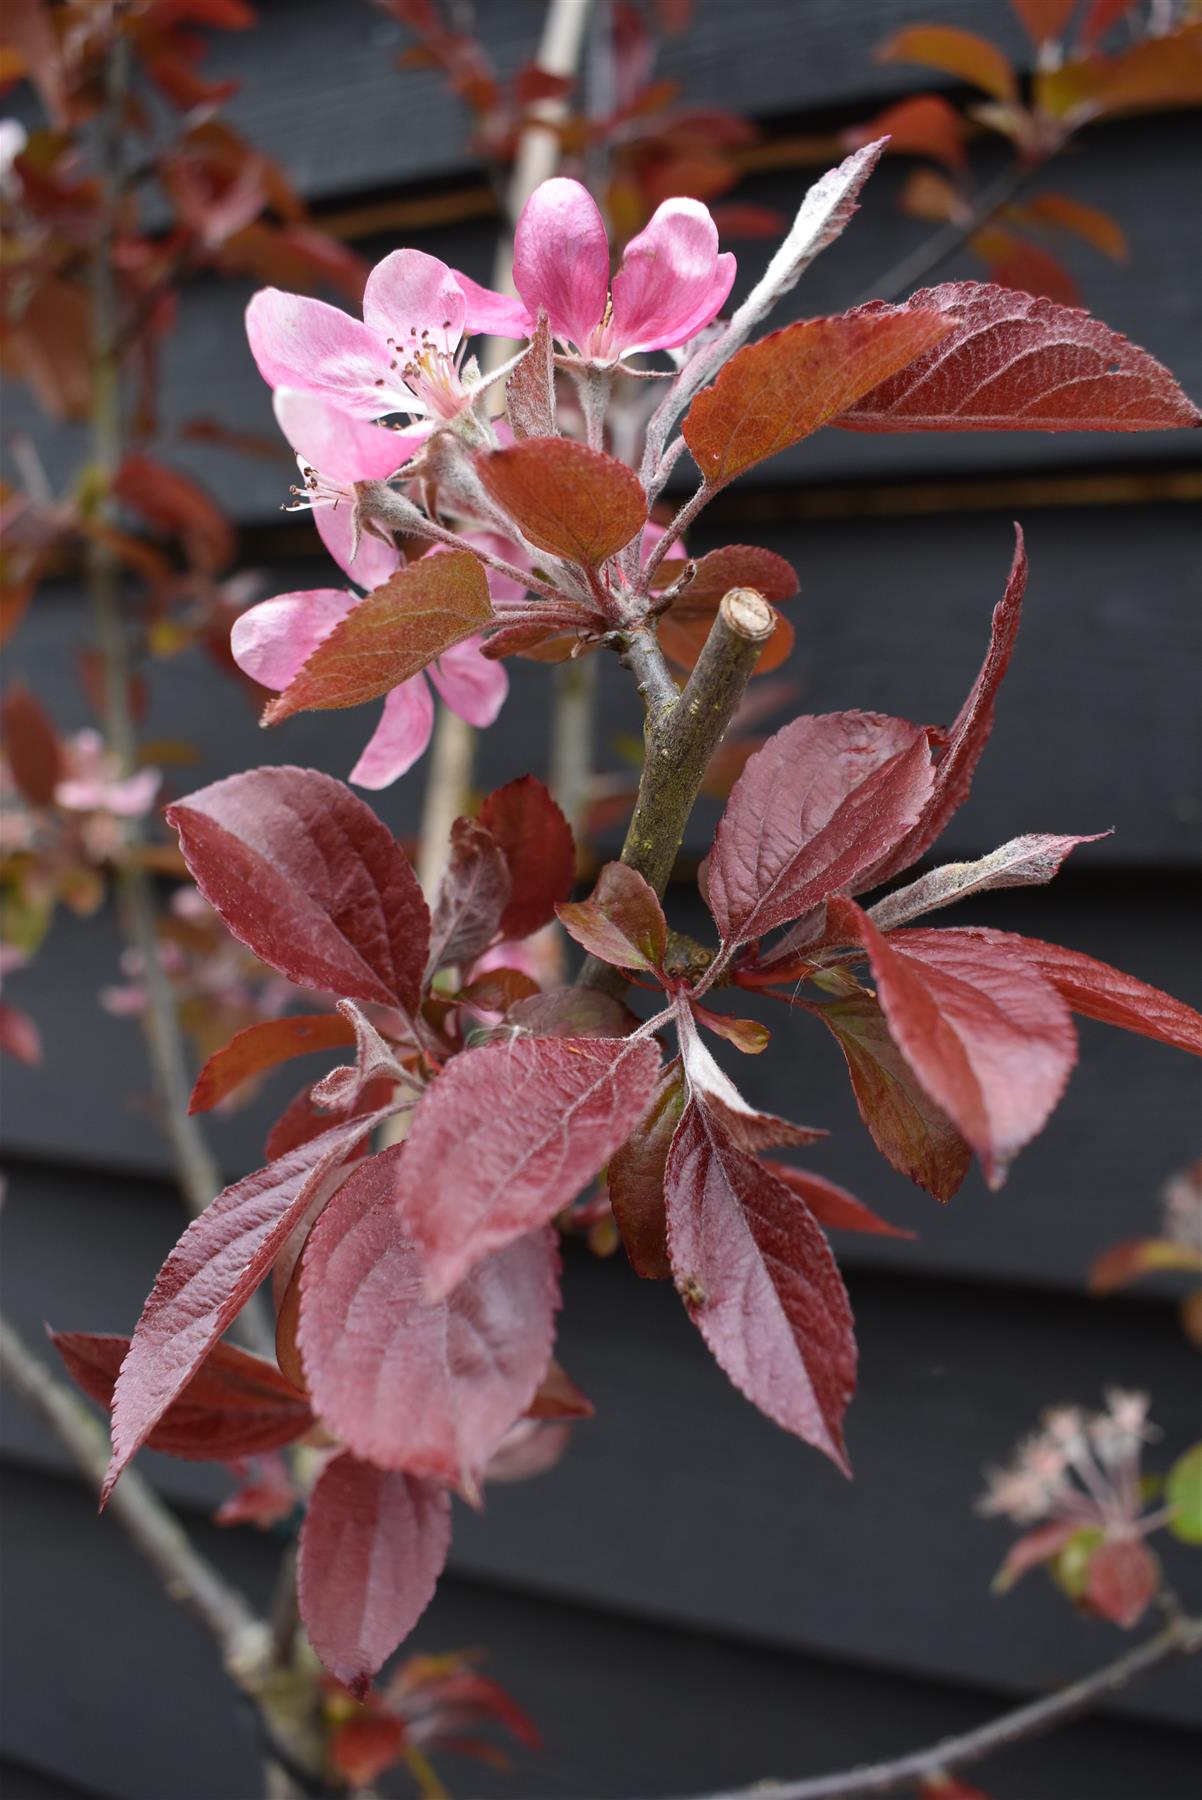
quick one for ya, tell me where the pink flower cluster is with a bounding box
[239,179,735,786]
[978,1388,1159,1531]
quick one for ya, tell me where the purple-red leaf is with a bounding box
[51,1332,312,1460]
[659,543,799,612]
[860,531,1026,888]
[707,714,937,947]
[828,904,1077,1187]
[299,1148,559,1494]
[813,988,972,1202]
[868,830,1104,932]
[397,1035,661,1297]
[478,775,575,939]
[102,1110,389,1501]
[476,438,646,568]
[189,1012,357,1114]
[1,684,64,807]
[167,766,430,1012]
[263,553,493,723]
[665,1101,856,1471]
[427,818,510,974]
[956,929,1202,1055]
[298,1453,450,1693]
[606,1059,686,1280]
[682,309,952,486]
[763,1165,915,1239]
[837,284,1202,432]
[557,862,667,973]
[504,986,639,1040]
[1085,1536,1160,1628]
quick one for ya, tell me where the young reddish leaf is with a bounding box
[483,1417,574,1484]
[1017,193,1128,260]
[1,684,63,807]
[458,967,541,1013]
[113,454,235,573]
[827,903,1077,1187]
[51,1332,312,1461]
[707,714,937,947]
[837,284,1202,431]
[860,532,1026,889]
[214,1451,298,1530]
[660,544,799,612]
[1010,0,1078,45]
[690,1003,771,1054]
[505,307,556,439]
[956,929,1202,1055]
[189,1013,357,1114]
[265,1074,398,1163]
[813,989,973,1202]
[526,1358,594,1420]
[298,1454,450,1693]
[397,1035,661,1298]
[868,831,1104,933]
[167,766,430,1012]
[102,1110,390,1501]
[476,438,646,567]
[763,1164,916,1239]
[607,1059,686,1280]
[1085,1537,1159,1627]
[1089,1238,1202,1294]
[329,1716,406,1788]
[876,24,1018,101]
[678,1006,824,1153]
[845,94,967,171]
[1081,0,1143,46]
[972,229,1081,310]
[299,1148,559,1493]
[557,862,667,972]
[478,776,575,938]
[992,1517,1083,1592]
[263,553,492,723]
[504,986,640,1040]
[426,818,510,974]
[682,309,952,486]
[309,1001,409,1112]
[0,1002,41,1068]
[665,1101,856,1471]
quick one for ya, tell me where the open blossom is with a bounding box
[54,728,161,819]
[1161,1158,1202,1254]
[246,248,481,422]
[453,177,736,362]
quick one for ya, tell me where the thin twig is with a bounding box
[663,1609,1202,1800]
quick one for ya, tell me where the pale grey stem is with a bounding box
[550,654,599,842]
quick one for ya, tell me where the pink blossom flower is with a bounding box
[231,571,509,791]
[979,1389,1163,1536]
[54,729,161,818]
[246,249,481,422]
[454,177,736,363]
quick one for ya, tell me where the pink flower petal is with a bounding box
[609,198,736,354]
[314,500,402,589]
[513,177,610,352]
[350,677,435,789]
[362,249,466,356]
[461,531,529,605]
[230,589,356,691]
[452,270,535,340]
[246,290,410,418]
[429,636,509,728]
[273,389,420,484]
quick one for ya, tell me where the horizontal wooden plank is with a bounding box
[3,114,1200,516]
[3,1463,1197,1800]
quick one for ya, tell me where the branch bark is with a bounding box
[663,1607,1202,1800]
[579,588,775,991]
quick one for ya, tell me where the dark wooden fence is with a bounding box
[2,4,1199,1795]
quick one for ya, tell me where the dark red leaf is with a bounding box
[113,454,234,573]
[476,438,646,567]
[505,307,555,439]
[298,1454,450,1692]
[992,1517,1084,1592]
[427,818,510,974]
[167,766,430,1012]
[478,776,575,938]
[859,531,1026,889]
[299,1148,559,1494]
[955,929,1202,1055]
[845,94,967,171]
[503,986,639,1040]
[664,544,799,613]
[329,1716,406,1787]
[263,553,493,723]
[102,1111,390,1501]
[707,715,936,947]
[876,24,1017,101]
[397,1035,661,1297]
[1084,1536,1159,1627]
[827,904,1077,1187]
[665,1101,856,1470]
[189,1013,357,1114]
[52,1332,312,1461]
[265,1075,398,1163]
[557,862,667,973]
[812,988,972,1202]
[0,1001,41,1067]
[607,1059,686,1280]
[682,309,952,486]
[763,1164,915,1238]
[837,284,1202,432]
[526,1358,594,1420]
[1,683,63,807]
